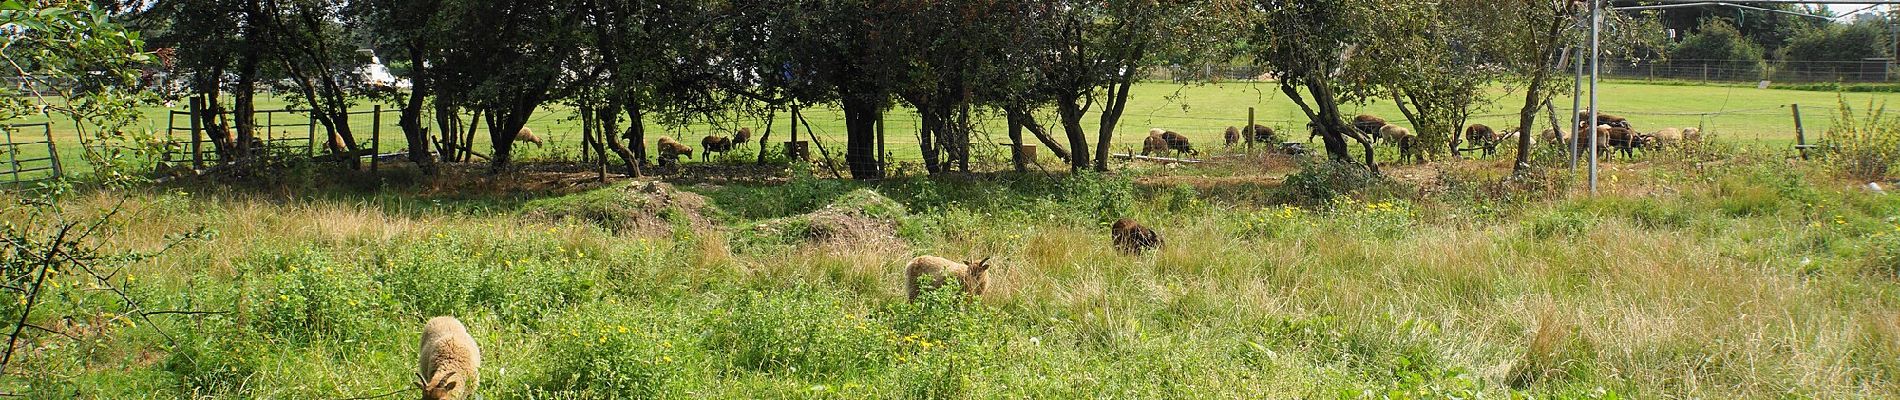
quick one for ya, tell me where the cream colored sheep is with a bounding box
[418,316,481,400]
[904,255,993,301]
[515,127,544,147]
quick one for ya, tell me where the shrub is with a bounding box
[246,250,377,343]
[1060,172,1135,223]
[1277,157,1391,207]
[530,302,691,398]
[1822,96,1900,181]
[701,288,895,378]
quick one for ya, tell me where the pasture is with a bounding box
[9,80,1899,177]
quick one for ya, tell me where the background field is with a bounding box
[9,80,1900,178]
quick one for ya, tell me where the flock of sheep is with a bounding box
[1137,111,1701,162]
[412,215,1175,399]
[511,127,756,168]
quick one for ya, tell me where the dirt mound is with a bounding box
[521,181,716,236]
[746,189,908,248]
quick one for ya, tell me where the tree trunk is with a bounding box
[601,102,640,176]
[1514,13,1568,174]
[1057,96,1092,172]
[1094,79,1135,172]
[1007,110,1026,172]
[841,94,883,179]
[919,107,942,174]
[755,108,775,165]
[955,105,971,172]
[401,42,435,170]
[233,51,259,160]
[623,99,649,168]
[1006,106,1069,161]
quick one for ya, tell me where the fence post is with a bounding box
[1792,103,1808,161]
[372,105,382,173]
[876,114,885,170]
[1246,107,1256,153]
[189,97,204,170]
[43,124,60,180]
[306,110,316,157]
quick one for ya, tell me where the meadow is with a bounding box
[9,80,1900,179]
[3,81,1900,398]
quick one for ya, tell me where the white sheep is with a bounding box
[418,316,481,400]
[904,255,994,301]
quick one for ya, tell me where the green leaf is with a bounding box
[0,0,24,11]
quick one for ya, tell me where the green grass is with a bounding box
[6,144,1900,398]
[8,80,1900,182]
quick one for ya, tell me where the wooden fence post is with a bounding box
[1792,103,1809,160]
[372,105,382,173]
[1246,107,1256,153]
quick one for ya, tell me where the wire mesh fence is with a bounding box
[1600,58,1896,83]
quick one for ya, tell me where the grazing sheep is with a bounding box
[657,137,694,168]
[734,127,752,145]
[1160,130,1197,156]
[1647,128,1683,148]
[1141,132,1170,156]
[1540,128,1564,147]
[1110,218,1163,255]
[701,135,734,159]
[1576,111,1631,131]
[1380,124,1421,163]
[1224,126,1242,147]
[904,255,993,301]
[1245,124,1277,144]
[1603,125,1645,157]
[515,127,544,147]
[1352,115,1388,141]
[1464,124,1500,157]
[1681,127,1702,142]
[418,316,481,400]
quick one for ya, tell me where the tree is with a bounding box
[351,0,454,171]
[725,0,907,179]
[1781,21,1890,62]
[431,0,586,172]
[1246,0,1396,170]
[1,0,151,174]
[1379,0,1505,161]
[1030,0,1212,172]
[1490,0,1581,173]
[1669,19,1765,79]
[263,0,371,163]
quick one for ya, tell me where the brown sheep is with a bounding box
[1224,126,1242,147]
[1464,124,1500,157]
[515,127,544,147]
[1351,114,1388,140]
[1381,124,1421,164]
[1141,132,1170,156]
[1576,111,1631,131]
[1160,130,1196,156]
[1681,127,1701,142]
[1110,218,1163,255]
[657,136,693,167]
[904,255,993,301]
[418,316,481,400]
[733,127,752,145]
[701,135,734,159]
[1245,124,1277,143]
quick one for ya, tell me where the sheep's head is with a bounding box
[962,257,993,295]
[418,370,464,400]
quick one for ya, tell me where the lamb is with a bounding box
[701,135,734,159]
[1141,132,1170,156]
[1464,124,1500,157]
[1110,218,1163,255]
[1160,130,1196,156]
[656,136,694,168]
[733,127,753,145]
[904,255,993,301]
[1380,124,1421,163]
[514,127,545,147]
[418,316,481,400]
[1224,126,1242,147]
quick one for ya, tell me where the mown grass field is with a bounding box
[4,133,1900,398]
[9,80,1900,180]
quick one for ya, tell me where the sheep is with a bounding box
[1464,124,1500,157]
[1380,124,1421,163]
[904,255,993,301]
[515,127,544,147]
[1351,114,1388,141]
[656,137,694,168]
[701,135,734,159]
[1224,126,1242,147]
[1576,111,1631,131]
[733,127,753,145]
[1245,124,1277,144]
[1681,127,1702,142]
[1540,128,1564,147]
[1602,125,1645,157]
[418,316,481,400]
[1141,132,1170,156]
[1160,130,1197,156]
[1110,218,1163,255]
